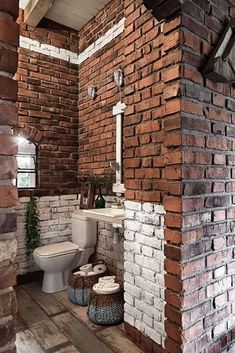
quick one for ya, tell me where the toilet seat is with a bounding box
[34,241,79,259]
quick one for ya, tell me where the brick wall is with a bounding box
[78,0,124,179]
[123,0,182,204]
[16,195,80,274]
[177,1,235,352]
[0,1,19,352]
[16,11,79,196]
[124,201,166,347]
[17,194,124,277]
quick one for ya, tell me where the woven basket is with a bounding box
[68,261,107,306]
[88,288,124,325]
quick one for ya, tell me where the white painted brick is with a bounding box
[124,272,134,285]
[125,220,141,232]
[145,326,162,345]
[124,230,135,241]
[124,200,166,344]
[143,314,153,328]
[154,204,165,214]
[125,200,142,211]
[142,245,153,257]
[142,268,155,283]
[124,292,134,306]
[125,209,135,220]
[214,266,226,278]
[124,260,133,272]
[141,224,155,236]
[124,313,134,326]
[60,194,77,200]
[144,292,154,305]
[124,283,141,299]
[143,203,154,213]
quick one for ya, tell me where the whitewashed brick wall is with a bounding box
[16,194,80,274]
[124,201,166,347]
[16,194,124,276]
[95,196,124,279]
[19,18,125,65]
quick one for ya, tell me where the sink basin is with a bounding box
[83,208,124,227]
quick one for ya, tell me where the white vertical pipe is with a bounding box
[116,112,122,185]
[112,101,126,194]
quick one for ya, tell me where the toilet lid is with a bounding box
[34,241,79,258]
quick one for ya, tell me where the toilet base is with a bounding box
[42,271,67,293]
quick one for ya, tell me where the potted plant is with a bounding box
[25,196,40,258]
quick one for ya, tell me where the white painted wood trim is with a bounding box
[19,18,125,65]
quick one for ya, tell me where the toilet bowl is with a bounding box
[33,210,97,293]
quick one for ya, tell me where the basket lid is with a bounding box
[34,241,79,258]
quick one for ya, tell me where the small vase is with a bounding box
[95,188,105,208]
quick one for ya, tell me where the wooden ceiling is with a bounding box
[22,0,111,31]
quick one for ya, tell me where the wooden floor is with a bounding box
[15,282,144,353]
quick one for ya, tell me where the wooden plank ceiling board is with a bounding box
[45,0,111,30]
[24,0,55,26]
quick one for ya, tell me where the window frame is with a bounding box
[16,138,38,190]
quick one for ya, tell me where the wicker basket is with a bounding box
[88,288,124,325]
[68,261,107,306]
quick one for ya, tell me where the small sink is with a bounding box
[83,208,124,227]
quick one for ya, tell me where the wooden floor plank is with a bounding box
[14,313,28,334]
[97,326,145,353]
[16,286,48,325]
[52,312,115,353]
[23,282,66,316]
[53,290,101,332]
[30,319,69,351]
[52,344,81,353]
[16,330,45,353]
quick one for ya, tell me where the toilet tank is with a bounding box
[72,210,97,249]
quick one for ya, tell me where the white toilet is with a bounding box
[33,210,97,293]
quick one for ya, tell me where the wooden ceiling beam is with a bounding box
[24,0,55,27]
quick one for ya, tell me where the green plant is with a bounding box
[88,175,106,188]
[25,196,40,258]
[88,175,113,195]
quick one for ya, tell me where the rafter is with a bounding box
[24,0,55,27]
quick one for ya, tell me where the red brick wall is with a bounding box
[178,1,235,352]
[123,0,182,204]
[17,11,79,196]
[78,0,124,181]
[0,1,19,352]
[79,0,124,52]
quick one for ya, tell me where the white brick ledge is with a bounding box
[19,18,125,65]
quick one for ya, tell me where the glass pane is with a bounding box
[17,137,36,155]
[17,173,36,188]
[17,156,35,170]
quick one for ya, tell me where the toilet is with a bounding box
[33,210,97,293]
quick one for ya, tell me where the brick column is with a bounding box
[0,1,19,352]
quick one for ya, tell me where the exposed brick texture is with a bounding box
[17,11,79,196]
[79,0,124,52]
[174,1,235,352]
[0,2,19,353]
[78,0,124,180]
[10,1,235,352]
[123,1,182,205]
